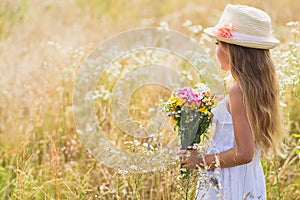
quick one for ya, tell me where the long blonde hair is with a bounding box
[220,41,284,156]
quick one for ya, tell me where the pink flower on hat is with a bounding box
[215,23,233,38]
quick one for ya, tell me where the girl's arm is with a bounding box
[205,83,254,168]
[180,83,255,168]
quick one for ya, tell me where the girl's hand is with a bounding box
[177,149,204,169]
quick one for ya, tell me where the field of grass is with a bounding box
[0,0,299,199]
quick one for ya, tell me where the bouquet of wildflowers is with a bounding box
[160,83,215,150]
[160,83,216,199]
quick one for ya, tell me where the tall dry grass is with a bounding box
[0,0,299,199]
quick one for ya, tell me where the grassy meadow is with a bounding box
[0,0,299,199]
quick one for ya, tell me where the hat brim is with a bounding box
[204,27,279,49]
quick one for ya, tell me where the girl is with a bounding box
[178,4,284,199]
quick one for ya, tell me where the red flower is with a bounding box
[215,23,233,38]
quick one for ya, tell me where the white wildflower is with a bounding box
[183,20,193,27]
[159,21,169,28]
[189,25,203,34]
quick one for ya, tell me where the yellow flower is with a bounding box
[176,98,185,106]
[169,96,177,102]
[213,99,218,105]
[199,107,208,113]
[171,118,178,124]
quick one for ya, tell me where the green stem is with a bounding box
[185,170,191,200]
[274,158,282,200]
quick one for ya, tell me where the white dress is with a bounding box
[195,97,266,200]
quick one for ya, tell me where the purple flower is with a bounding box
[177,87,189,95]
[150,136,154,141]
[157,141,161,147]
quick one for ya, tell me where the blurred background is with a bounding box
[0,0,299,199]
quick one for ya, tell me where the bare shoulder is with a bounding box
[228,83,244,112]
[228,83,242,97]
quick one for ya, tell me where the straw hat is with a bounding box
[204,4,279,49]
